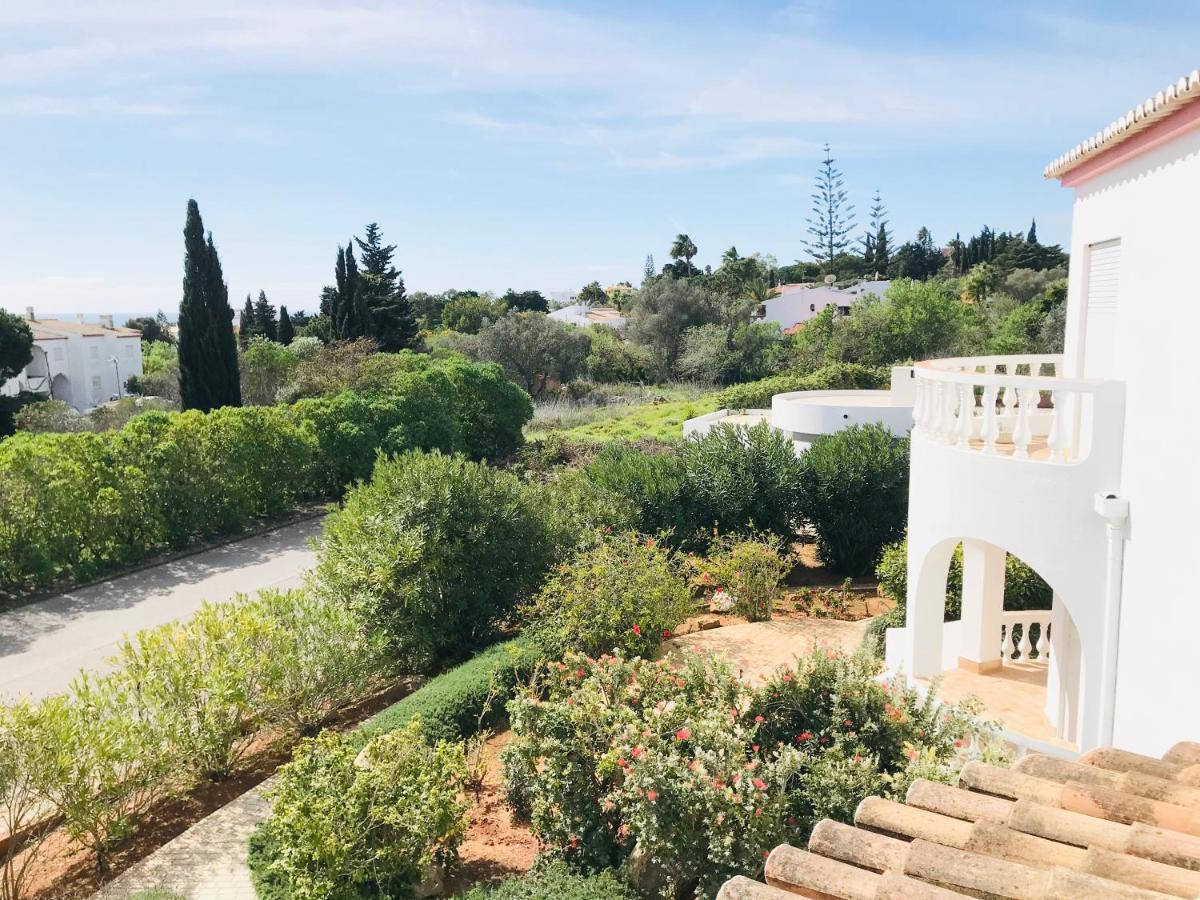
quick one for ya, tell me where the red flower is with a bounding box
[631,624,642,636]
[662,628,672,638]
[752,778,767,790]
[752,744,760,752]
[632,746,644,758]
[754,715,765,724]
[675,728,692,741]
[797,731,813,742]
[645,790,658,803]
[618,757,630,769]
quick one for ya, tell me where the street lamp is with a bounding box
[108,356,122,400]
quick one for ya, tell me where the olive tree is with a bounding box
[476,311,589,398]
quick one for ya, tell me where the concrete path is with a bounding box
[93,777,276,900]
[667,618,871,685]
[0,518,323,700]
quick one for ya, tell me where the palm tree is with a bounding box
[721,245,740,266]
[669,234,698,270]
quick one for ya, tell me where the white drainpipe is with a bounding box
[1094,492,1130,748]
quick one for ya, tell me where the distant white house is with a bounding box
[547,303,627,329]
[756,280,890,330]
[0,308,144,412]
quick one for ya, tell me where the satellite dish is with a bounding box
[824,274,836,285]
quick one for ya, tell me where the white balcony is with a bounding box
[889,354,1127,755]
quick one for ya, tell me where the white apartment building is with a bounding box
[1,309,144,412]
[756,280,890,330]
[885,68,1200,758]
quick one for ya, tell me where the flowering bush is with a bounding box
[253,721,468,900]
[686,533,791,621]
[505,649,997,898]
[522,531,692,660]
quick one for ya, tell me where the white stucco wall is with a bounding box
[1063,125,1200,755]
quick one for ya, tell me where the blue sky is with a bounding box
[2,1,1198,317]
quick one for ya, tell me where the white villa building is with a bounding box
[0,309,144,411]
[755,280,890,331]
[885,68,1200,758]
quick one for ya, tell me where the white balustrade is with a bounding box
[911,354,1109,464]
[1000,611,1051,663]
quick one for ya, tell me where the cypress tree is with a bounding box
[278,306,294,345]
[254,290,278,342]
[1027,218,1038,244]
[332,242,368,340]
[178,199,241,411]
[238,294,255,348]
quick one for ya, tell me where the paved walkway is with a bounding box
[0,518,322,700]
[93,777,276,900]
[666,617,871,685]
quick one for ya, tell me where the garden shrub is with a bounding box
[251,588,388,735]
[586,325,654,384]
[357,639,542,746]
[459,861,638,900]
[0,357,532,593]
[679,422,803,544]
[687,533,791,621]
[532,469,639,556]
[253,721,468,900]
[717,363,888,410]
[795,423,909,575]
[504,649,995,899]
[522,532,693,660]
[584,443,698,543]
[313,450,551,669]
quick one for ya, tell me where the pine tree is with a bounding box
[254,290,278,342]
[178,199,240,411]
[862,190,891,275]
[354,223,417,351]
[643,254,655,282]
[1027,218,1038,244]
[278,306,294,345]
[804,144,856,268]
[239,294,256,348]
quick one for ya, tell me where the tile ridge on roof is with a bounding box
[717,739,1200,900]
[1044,68,1200,179]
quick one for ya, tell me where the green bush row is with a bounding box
[716,362,889,410]
[356,638,543,746]
[0,588,385,882]
[0,357,531,591]
[459,862,639,899]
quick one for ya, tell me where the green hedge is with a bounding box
[356,638,542,746]
[717,362,888,410]
[0,358,530,591]
[459,862,638,899]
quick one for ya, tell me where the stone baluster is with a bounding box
[1036,622,1050,661]
[1000,624,1010,661]
[980,384,999,454]
[1045,390,1065,461]
[1012,387,1032,459]
[955,383,973,449]
[1017,624,1033,661]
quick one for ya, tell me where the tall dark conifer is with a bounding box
[803,144,856,267]
[239,294,255,348]
[278,306,294,345]
[178,199,241,411]
[254,290,278,341]
[332,242,368,340]
[354,223,417,351]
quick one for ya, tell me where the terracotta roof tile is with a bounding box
[720,739,1200,899]
[1044,69,1200,178]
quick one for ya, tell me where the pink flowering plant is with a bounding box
[505,647,998,898]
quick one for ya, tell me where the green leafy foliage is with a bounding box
[795,424,909,575]
[313,451,551,669]
[686,533,791,621]
[585,325,654,383]
[679,422,804,543]
[584,444,696,542]
[522,532,693,660]
[504,649,996,899]
[717,363,889,410]
[0,310,34,383]
[253,722,468,900]
[357,639,542,746]
[459,862,638,900]
[0,357,530,592]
